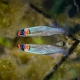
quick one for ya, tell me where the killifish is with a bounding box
[17,44,67,56]
[17,26,67,37]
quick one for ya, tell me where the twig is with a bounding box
[43,34,80,80]
[29,3,80,80]
[30,3,51,19]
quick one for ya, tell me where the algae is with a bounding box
[0,0,80,80]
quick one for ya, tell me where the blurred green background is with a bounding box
[0,0,80,80]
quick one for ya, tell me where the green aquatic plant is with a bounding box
[0,2,11,28]
[32,37,43,44]
[0,0,30,38]
[49,62,78,80]
[0,37,12,48]
[0,0,80,80]
[0,54,27,80]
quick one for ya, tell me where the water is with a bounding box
[0,0,80,80]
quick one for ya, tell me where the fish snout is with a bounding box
[17,31,21,36]
[17,44,21,48]
[17,44,25,51]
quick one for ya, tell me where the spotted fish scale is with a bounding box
[24,26,66,36]
[24,44,67,56]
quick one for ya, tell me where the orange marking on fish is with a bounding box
[25,45,29,51]
[25,29,29,34]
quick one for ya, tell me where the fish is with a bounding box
[17,44,67,56]
[17,26,68,37]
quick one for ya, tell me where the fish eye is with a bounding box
[21,45,24,51]
[20,29,24,35]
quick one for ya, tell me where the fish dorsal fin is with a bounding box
[50,21,59,28]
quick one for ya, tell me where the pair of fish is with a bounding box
[17,23,68,56]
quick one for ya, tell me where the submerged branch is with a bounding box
[43,34,80,80]
[30,3,51,19]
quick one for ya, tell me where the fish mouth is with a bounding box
[17,44,21,48]
[17,31,21,36]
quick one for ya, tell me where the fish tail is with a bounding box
[63,26,70,36]
[61,49,68,56]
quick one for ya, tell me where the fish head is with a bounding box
[17,44,29,51]
[17,44,25,51]
[17,29,29,36]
